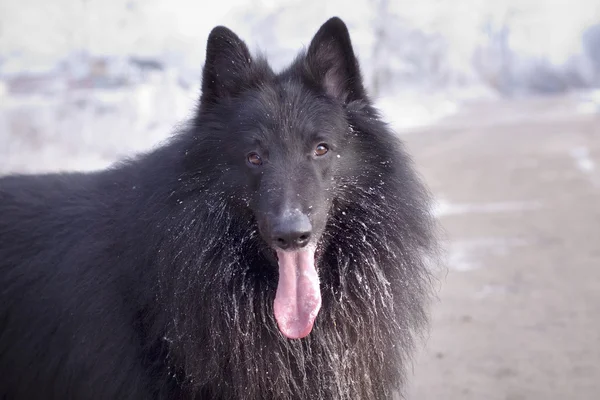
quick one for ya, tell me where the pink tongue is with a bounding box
[274,248,322,339]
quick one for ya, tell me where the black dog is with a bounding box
[0,17,438,399]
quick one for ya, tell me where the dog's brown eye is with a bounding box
[315,143,329,156]
[247,152,263,166]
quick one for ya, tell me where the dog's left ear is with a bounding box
[305,17,366,103]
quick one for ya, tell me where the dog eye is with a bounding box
[315,143,329,156]
[247,152,263,166]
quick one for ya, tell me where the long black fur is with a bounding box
[0,17,438,399]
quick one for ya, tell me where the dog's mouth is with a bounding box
[256,219,325,340]
[273,246,322,340]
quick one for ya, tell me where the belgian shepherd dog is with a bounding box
[0,17,438,399]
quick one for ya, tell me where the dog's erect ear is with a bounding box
[305,17,365,103]
[201,26,253,107]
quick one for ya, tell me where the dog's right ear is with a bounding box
[200,26,253,108]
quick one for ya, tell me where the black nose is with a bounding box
[271,213,312,250]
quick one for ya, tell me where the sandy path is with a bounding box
[405,95,600,400]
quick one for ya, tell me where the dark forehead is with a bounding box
[231,80,345,139]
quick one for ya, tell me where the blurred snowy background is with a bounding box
[1,0,599,173]
[2,1,600,399]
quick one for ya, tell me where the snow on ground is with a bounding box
[569,146,599,187]
[576,89,600,114]
[448,237,528,272]
[434,200,543,217]
[376,95,460,131]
